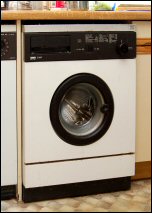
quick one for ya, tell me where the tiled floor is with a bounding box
[1,180,151,212]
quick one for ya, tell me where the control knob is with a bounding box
[117,42,129,55]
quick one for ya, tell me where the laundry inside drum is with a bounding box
[59,83,105,137]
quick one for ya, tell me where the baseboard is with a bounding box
[23,177,131,203]
[132,161,151,180]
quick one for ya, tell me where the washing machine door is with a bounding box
[50,73,114,146]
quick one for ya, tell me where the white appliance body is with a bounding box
[1,25,17,197]
[1,61,17,186]
[23,60,136,163]
[22,24,136,201]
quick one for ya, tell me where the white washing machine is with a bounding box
[22,24,136,202]
[1,24,17,199]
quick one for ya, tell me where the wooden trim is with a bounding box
[117,6,151,12]
[1,10,151,21]
[137,38,151,54]
[137,46,151,54]
[132,161,151,180]
[137,38,151,46]
[16,20,22,201]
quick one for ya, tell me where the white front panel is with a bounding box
[132,21,151,38]
[23,154,135,188]
[23,59,136,163]
[23,24,135,33]
[1,25,16,32]
[1,61,17,186]
[136,55,151,162]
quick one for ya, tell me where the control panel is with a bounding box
[24,31,136,62]
[1,33,16,60]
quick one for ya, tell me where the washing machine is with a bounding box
[1,24,17,199]
[22,24,136,202]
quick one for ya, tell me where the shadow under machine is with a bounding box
[22,23,136,202]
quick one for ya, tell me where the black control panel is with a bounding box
[24,31,136,62]
[1,32,16,60]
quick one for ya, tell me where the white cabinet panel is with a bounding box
[133,21,151,38]
[136,55,151,162]
[1,61,17,186]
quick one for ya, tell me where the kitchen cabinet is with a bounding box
[134,21,151,163]
[132,20,151,180]
[133,21,151,38]
[136,54,151,163]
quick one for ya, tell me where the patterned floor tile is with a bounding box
[1,180,151,212]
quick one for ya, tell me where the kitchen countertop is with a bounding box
[1,10,151,21]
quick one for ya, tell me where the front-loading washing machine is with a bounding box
[1,24,17,199]
[22,24,136,202]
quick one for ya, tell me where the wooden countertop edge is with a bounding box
[1,10,151,21]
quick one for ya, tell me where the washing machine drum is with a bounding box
[50,73,114,146]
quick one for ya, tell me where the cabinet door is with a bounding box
[136,54,151,162]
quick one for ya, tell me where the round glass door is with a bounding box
[50,73,114,146]
[59,83,104,136]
